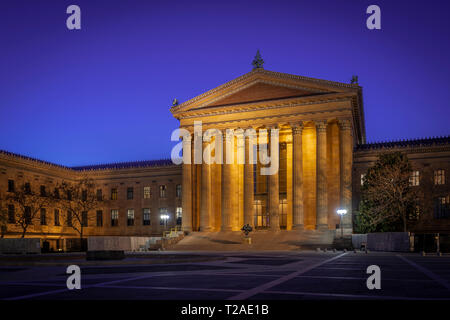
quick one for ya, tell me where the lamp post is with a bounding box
[336,209,347,239]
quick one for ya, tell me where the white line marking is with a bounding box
[102,284,243,293]
[264,290,450,300]
[228,252,348,300]
[397,255,450,291]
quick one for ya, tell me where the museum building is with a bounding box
[1,61,449,249]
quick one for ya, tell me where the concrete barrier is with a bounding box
[87,236,161,251]
[0,238,41,254]
[367,232,410,252]
[352,234,367,249]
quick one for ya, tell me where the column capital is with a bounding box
[315,120,328,132]
[291,122,304,135]
[338,119,352,131]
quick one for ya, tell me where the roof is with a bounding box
[71,159,174,171]
[355,136,450,151]
[0,150,176,172]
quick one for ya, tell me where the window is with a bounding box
[54,209,60,226]
[82,211,88,227]
[434,170,445,185]
[40,185,46,197]
[67,190,72,201]
[127,209,135,226]
[143,186,151,199]
[360,173,366,186]
[159,208,168,225]
[24,183,31,194]
[24,206,31,224]
[40,208,46,225]
[143,208,151,225]
[176,184,182,198]
[67,211,72,227]
[159,185,166,198]
[434,196,450,219]
[111,209,119,226]
[54,188,60,199]
[82,190,87,202]
[7,180,14,192]
[111,188,118,200]
[96,210,103,227]
[176,207,182,225]
[96,189,103,201]
[7,205,15,224]
[409,171,420,186]
[127,187,134,200]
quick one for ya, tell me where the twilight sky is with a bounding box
[0,0,449,166]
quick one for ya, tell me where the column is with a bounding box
[316,120,328,230]
[200,139,212,231]
[221,132,233,231]
[244,130,255,227]
[339,119,353,231]
[292,122,304,229]
[181,134,192,232]
[268,126,280,231]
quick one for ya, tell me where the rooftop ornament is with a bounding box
[252,50,264,69]
[172,98,179,107]
[350,75,359,84]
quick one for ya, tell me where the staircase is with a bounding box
[137,227,185,251]
[167,229,337,251]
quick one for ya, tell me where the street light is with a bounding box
[336,209,347,239]
[160,214,170,231]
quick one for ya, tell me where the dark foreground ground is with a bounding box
[0,251,449,300]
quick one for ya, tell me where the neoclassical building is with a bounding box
[1,59,449,250]
[171,65,363,235]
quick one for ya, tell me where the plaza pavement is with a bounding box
[0,251,449,300]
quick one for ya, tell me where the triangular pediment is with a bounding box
[171,69,358,115]
[207,82,323,107]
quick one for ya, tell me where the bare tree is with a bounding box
[357,152,418,233]
[6,183,54,238]
[57,178,102,246]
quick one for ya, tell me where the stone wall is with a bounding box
[0,238,41,254]
[367,232,411,252]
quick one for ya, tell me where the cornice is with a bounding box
[178,92,355,120]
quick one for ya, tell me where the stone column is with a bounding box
[244,130,255,227]
[200,139,211,231]
[292,122,304,229]
[339,119,353,231]
[181,134,192,232]
[221,132,233,231]
[316,120,328,230]
[268,126,280,231]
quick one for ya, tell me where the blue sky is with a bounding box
[1,0,449,166]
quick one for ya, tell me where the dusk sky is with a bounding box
[1,0,449,166]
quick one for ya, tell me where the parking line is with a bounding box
[227,252,348,300]
[397,255,450,291]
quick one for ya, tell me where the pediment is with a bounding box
[171,69,358,115]
[207,82,324,108]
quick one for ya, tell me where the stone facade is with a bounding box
[1,67,449,251]
[353,137,450,233]
[0,151,181,250]
[171,68,364,234]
